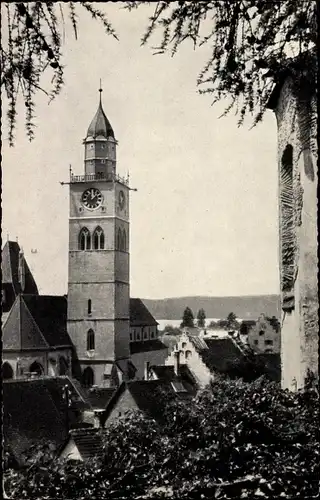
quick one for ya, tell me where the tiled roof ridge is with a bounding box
[21,295,50,349]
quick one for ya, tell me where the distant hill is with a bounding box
[142,295,280,321]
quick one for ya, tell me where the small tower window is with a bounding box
[88,299,92,315]
[79,227,91,250]
[117,228,122,251]
[122,229,127,252]
[93,226,105,250]
[87,329,95,351]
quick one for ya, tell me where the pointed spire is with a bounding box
[86,85,114,140]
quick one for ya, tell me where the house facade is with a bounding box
[267,53,318,390]
[247,314,281,354]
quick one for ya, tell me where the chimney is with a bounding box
[18,249,25,292]
[173,351,180,376]
[144,361,150,380]
[93,409,105,429]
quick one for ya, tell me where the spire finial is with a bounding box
[99,79,103,103]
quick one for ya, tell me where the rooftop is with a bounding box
[130,298,159,327]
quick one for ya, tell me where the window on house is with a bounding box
[182,342,187,348]
[93,226,105,250]
[150,329,155,338]
[130,332,133,341]
[87,329,95,351]
[136,331,141,340]
[259,330,265,336]
[79,227,91,250]
[144,328,148,339]
[88,299,92,315]
[254,339,259,345]
[265,340,273,346]
[185,350,192,360]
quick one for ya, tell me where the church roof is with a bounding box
[130,298,158,327]
[130,339,167,355]
[3,294,72,350]
[2,241,38,295]
[86,96,114,139]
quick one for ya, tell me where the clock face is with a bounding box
[119,190,125,210]
[81,188,103,210]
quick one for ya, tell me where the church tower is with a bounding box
[67,88,130,387]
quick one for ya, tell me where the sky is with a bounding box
[2,2,280,299]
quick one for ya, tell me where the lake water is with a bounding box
[156,318,227,331]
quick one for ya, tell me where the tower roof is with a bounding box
[86,89,114,140]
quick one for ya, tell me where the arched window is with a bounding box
[122,229,127,252]
[87,329,95,351]
[88,299,92,315]
[117,228,122,251]
[2,362,14,379]
[82,367,94,387]
[59,356,69,376]
[29,361,44,376]
[93,226,105,250]
[79,227,91,250]
[185,350,192,360]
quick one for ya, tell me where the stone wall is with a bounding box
[273,76,318,390]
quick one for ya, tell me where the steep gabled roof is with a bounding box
[2,241,38,295]
[3,378,68,461]
[103,379,188,426]
[3,294,72,350]
[130,339,167,354]
[22,294,72,347]
[130,298,158,327]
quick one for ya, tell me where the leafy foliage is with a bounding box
[1,2,117,145]
[180,306,195,328]
[126,0,317,126]
[162,324,182,335]
[5,378,319,499]
[209,312,240,331]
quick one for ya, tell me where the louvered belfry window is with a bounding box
[280,144,295,293]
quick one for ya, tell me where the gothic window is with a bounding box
[280,144,295,295]
[93,226,105,250]
[88,299,92,315]
[82,367,94,387]
[2,362,14,380]
[87,329,95,351]
[79,227,91,250]
[185,350,192,360]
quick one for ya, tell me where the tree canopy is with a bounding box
[181,306,195,328]
[1,1,317,145]
[197,308,206,327]
[4,377,319,499]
